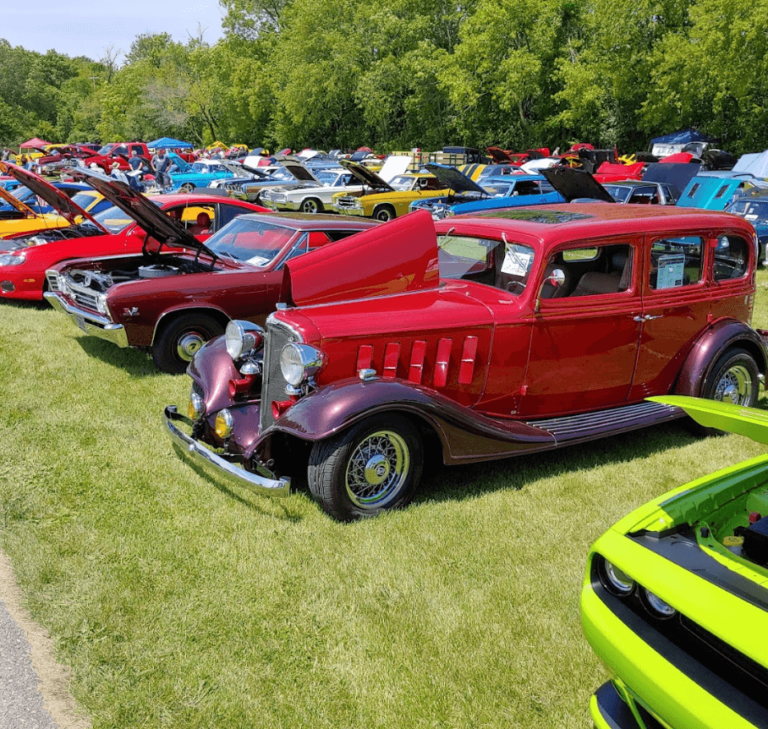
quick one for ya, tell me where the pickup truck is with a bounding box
[81,142,153,172]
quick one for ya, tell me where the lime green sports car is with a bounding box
[583,396,768,729]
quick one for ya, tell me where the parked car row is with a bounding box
[2,153,768,728]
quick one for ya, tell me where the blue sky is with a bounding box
[2,1,224,62]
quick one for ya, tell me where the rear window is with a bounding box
[713,235,750,281]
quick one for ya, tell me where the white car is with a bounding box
[260,156,411,214]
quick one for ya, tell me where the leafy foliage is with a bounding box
[2,0,768,153]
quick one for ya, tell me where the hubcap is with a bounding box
[345,430,409,509]
[302,200,318,213]
[177,332,206,361]
[713,364,752,405]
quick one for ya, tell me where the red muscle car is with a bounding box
[45,169,380,373]
[0,164,265,302]
[164,205,766,520]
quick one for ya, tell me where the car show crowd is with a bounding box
[3,126,768,729]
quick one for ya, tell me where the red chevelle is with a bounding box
[45,169,380,373]
[164,206,766,520]
[0,163,266,302]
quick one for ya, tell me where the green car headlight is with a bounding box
[599,557,635,596]
[642,589,677,619]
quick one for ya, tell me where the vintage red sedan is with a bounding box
[45,169,380,373]
[164,206,766,520]
[0,164,265,302]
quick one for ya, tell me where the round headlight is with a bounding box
[225,320,264,360]
[280,343,325,387]
[214,409,234,439]
[600,558,635,596]
[188,392,204,420]
[643,589,677,619]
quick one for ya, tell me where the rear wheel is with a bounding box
[151,313,224,374]
[692,347,759,435]
[308,414,423,521]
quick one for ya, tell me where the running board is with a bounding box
[526,400,683,443]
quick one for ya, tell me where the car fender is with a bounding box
[151,303,232,345]
[261,377,556,465]
[674,318,768,397]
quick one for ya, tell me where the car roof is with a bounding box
[231,212,381,230]
[438,203,754,248]
[602,180,660,188]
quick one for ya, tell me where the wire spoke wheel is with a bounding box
[712,363,753,405]
[345,430,410,509]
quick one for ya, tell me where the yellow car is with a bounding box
[0,185,73,239]
[332,160,450,221]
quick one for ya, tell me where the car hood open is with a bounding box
[338,159,396,191]
[541,166,615,203]
[0,162,107,229]
[279,157,322,184]
[425,163,486,195]
[73,168,214,255]
[0,184,37,217]
[281,210,439,307]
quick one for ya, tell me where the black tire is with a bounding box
[373,205,396,222]
[691,347,759,435]
[180,182,195,193]
[151,313,224,374]
[300,197,323,214]
[307,413,423,521]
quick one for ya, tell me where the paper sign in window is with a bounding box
[501,247,532,276]
[656,253,686,289]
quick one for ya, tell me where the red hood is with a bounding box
[661,152,695,164]
[594,161,644,182]
[282,210,439,307]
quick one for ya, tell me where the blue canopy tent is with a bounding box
[147,137,194,150]
[650,129,716,146]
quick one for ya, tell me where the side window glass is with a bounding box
[687,183,700,198]
[217,204,246,230]
[282,233,309,264]
[713,235,750,281]
[650,236,703,290]
[551,244,633,299]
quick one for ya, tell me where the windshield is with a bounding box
[389,175,415,191]
[270,168,295,182]
[726,199,768,222]
[315,171,339,186]
[484,184,514,197]
[191,162,213,173]
[96,144,115,156]
[70,192,97,211]
[603,185,633,203]
[12,186,33,202]
[205,218,297,266]
[438,234,535,295]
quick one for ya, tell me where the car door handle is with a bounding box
[634,314,663,322]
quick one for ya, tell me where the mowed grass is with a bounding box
[3,275,768,728]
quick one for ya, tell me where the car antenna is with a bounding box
[437,226,455,249]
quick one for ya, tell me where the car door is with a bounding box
[518,237,643,417]
[629,233,711,399]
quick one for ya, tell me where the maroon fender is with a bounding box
[262,377,557,465]
[673,318,768,397]
[188,336,244,414]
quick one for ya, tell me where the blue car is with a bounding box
[0,182,111,216]
[409,163,564,219]
[676,173,766,212]
[168,158,234,192]
[725,189,768,264]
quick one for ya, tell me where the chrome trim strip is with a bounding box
[163,406,291,497]
[43,292,129,348]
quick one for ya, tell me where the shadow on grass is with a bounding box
[186,458,304,523]
[416,420,699,506]
[77,336,165,378]
[0,298,49,311]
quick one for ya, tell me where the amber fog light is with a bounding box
[598,557,635,597]
[643,589,677,619]
[214,409,234,439]
[188,392,204,420]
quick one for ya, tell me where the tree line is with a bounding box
[2,0,767,155]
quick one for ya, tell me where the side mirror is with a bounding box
[547,269,566,287]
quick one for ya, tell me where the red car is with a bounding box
[82,142,152,172]
[0,163,265,302]
[164,206,765,520]
[45,169,380,373]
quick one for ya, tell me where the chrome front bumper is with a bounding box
[163,406,291,497]
[44,292,129,348]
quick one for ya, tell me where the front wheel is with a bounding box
[692,347,760,435]
[151,313,224,374]
[308,414,423,521]
[373,205,396,222]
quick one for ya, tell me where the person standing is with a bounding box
[152,148,171,189]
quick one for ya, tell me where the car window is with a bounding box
[541,243,633,299]
[649,236,703,290]
[206,218,296,266]
[687,183,700,198]
[713,235,750,281]
[513,180,541,196]
[217,203,248,230]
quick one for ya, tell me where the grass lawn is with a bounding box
[2,273,768,728]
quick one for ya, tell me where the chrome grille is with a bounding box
[45,272,60,292]
[335,196,360,210]
[259,318,299,431]
[65,280,100,312]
